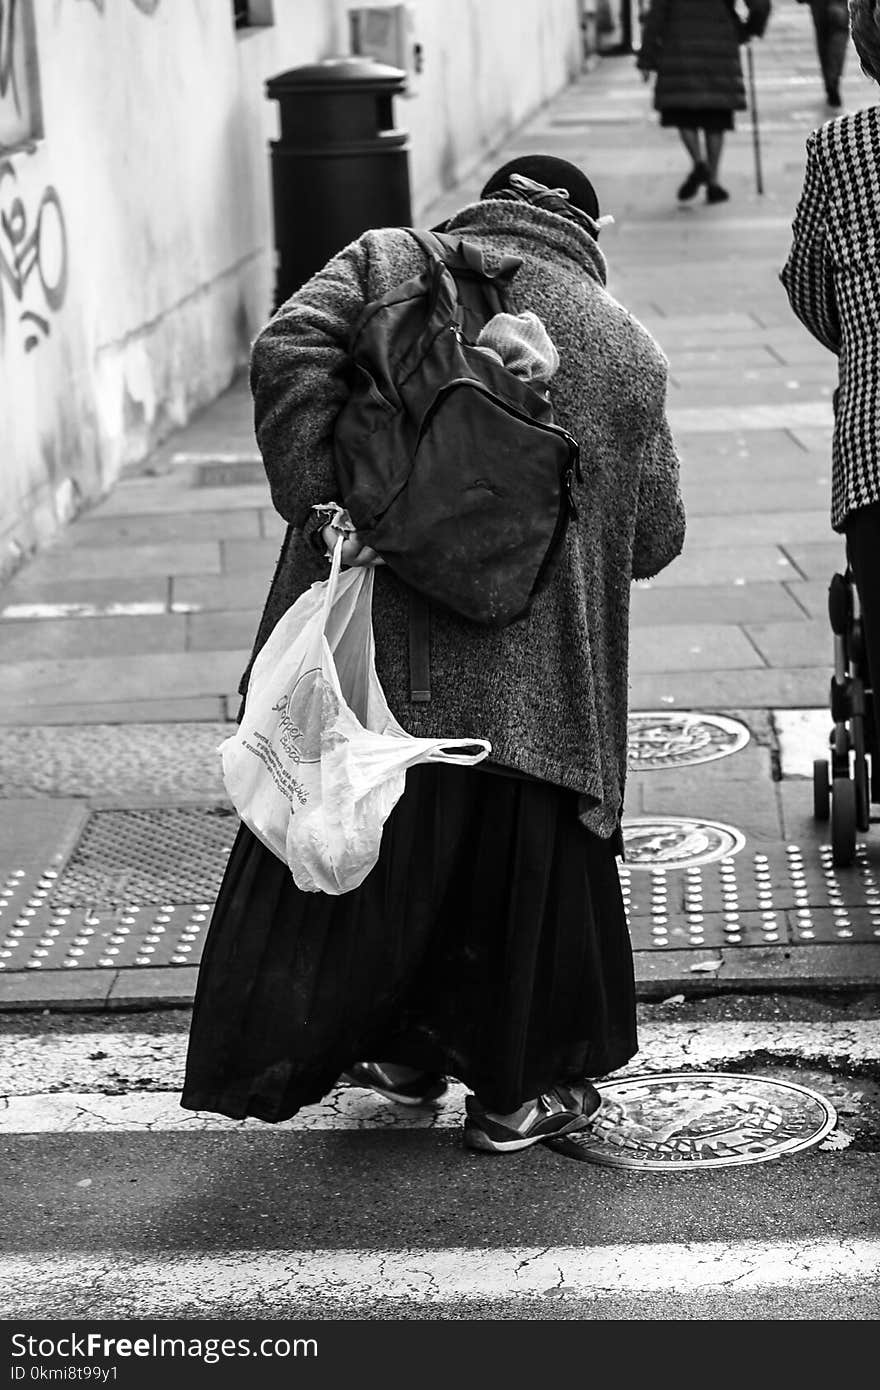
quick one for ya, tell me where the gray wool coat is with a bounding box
[246,198,685,840]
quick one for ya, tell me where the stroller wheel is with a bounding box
[856,754,871,833]
[831,776,857,867]
[828,572,853,635]
[813,759,831,821]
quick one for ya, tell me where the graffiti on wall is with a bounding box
[0,156,67,352]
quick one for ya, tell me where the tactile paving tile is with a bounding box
[621,842,880,950]
[2,809,880,968]
[0,806,236,971]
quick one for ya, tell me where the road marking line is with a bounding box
[1,1022,875,1130]
[2,1241,879,1312]
[0,1087,467,1132]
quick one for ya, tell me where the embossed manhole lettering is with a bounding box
[622,816,746,870]
[628,712,750,770]
[549,1072,837,1169]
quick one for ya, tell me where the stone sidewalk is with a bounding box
[1,2,878,1009]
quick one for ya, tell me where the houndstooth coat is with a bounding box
[781,105,880,532]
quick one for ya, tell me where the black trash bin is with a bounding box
[266,56,413,309]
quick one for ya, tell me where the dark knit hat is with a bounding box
[480,155,600,222]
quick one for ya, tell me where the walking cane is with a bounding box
[746,41,764,195]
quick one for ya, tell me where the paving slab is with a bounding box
[0,650,250,707]
[788,426,835,451]
[629,583,806,627]
[643,545,799,586]
[670,382,835,410]
[0,798,89,865]
[629,624,764,674]
[0,969,114,1010]
[745,618,831,669]
[674,427,821,462]
[186,610,261,652]
[0,698,228,726]
[219,538,284,573]
[680,512,831,548]
[778,578,828,617]
[680,478,829,517]
[629,667,829,709]
[774,709,833,779]
[18,542,221,583]
[635,774,784,843]
[260,509,289,541]
[170,571,274,613]
[0,615,187,662]
[66,511,263,547]
[0,577,170,613]
[783,541,849,581]
[106,966,200,1009]
[667,402,834,433]
[89,483,271,518]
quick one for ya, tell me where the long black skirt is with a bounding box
[181,764,637,1122]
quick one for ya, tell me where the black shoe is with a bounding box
[706,183,730,205]
[677,162,709,201]
[341,1062,449,1106]
[463,1083,602,1154]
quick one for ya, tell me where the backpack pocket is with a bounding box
[368,380,579,626]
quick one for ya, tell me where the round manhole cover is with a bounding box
[622,816,746,870]
[628,712,750,770]
[550,1072,837,1169]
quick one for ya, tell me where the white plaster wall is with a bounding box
[0,0,582,580]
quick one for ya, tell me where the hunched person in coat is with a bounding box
[181,155,685,1154]
[781,0,880,765]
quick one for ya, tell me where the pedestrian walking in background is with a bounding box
[798,0,850,108]
[637,0,772,205]
[781,0,880,753]
[181,154,685,1155]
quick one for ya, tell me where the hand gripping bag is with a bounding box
[219,541,491,894]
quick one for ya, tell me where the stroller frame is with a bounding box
[812,565,880,866]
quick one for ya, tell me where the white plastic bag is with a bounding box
[219,541,491,894]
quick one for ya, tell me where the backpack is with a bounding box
[332,228,582,702]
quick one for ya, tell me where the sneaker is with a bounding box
[677,162,709,201]
[463,1082,602,1154]
[706,183,730,205]
[341,1061,449,1106]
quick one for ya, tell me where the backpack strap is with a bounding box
[407,229,522,337]
[401,229,524,702]
[408,589,432,703]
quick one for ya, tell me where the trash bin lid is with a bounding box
[266,56,407,96]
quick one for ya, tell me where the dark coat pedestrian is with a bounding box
[637,0,771,203]
[798,0,850,108]
[781,0,880,747]
[181,156,685,1154]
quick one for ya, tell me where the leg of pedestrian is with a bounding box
[704,127,730,203]
[676,123,709,200]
